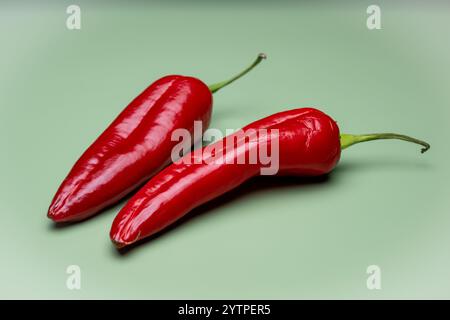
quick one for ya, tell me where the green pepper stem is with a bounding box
[340,133,430,153]
[208,53,267,93]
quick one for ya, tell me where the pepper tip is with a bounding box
[47,209,60,222]
[112,240,127,249]
[110,236,129,249]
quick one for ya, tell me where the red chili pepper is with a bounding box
[48,54,266,222]
[109,107,430,248]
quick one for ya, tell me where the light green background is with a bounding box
[1,0,449,299]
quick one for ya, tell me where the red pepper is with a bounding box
[48,54,266,222]
[109,107,430,248]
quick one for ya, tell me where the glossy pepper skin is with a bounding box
[110,107,431,248]
[110,108,342,247]
[48,54,266,222]
[48,76,212,222]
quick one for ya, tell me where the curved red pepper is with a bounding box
[48,55,266,222]
[110,107,430,248]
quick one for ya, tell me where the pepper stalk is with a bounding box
[208,53,267,93]
[340,133,430,153]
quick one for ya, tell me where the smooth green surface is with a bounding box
[1,1,449,299]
